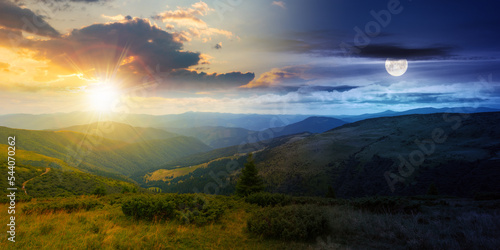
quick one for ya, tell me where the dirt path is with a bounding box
[22,167,50,195]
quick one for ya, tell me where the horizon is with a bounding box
[1,106,499,118]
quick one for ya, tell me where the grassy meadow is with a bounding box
[1,193,499,249]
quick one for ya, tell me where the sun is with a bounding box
[87,83,119,112]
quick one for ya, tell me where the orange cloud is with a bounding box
[153,2,233,41]
[154,1,212,28]
[241,66,309,88]
[0,61,9,71]
[272,1,286,9]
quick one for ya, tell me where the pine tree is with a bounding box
[235,153,265,196]
[326,186,336,199]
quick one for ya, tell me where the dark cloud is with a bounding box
[297,85,357,93]
[25,18,201,79]
[357,44,454,60]
[0,28,22,47]
[214,42,222,50]
[262,84,358,95]
[0,0,60,37]
[165,69,255,90]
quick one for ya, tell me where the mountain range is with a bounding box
[1,106,497,130]
[141,112,500,198]
[1,108,499,199]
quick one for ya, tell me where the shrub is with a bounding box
[92,186,107,197]
[325,186,336,199]
[247,205,329,241]
[245,192,292,207]
[121,194,226,225]
[23,198,104,214]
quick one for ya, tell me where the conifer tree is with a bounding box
[235,153,264,196]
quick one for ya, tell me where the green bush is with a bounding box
[247,205,329,241]
[121,194,226,225]
[23,198,104,214]
[291,196,345,206]
[245,192,292,207]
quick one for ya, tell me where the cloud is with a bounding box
[242,66,311,88]
[22,18,201,80]
[357,44,454,60]
[163,69,255,90]
[153,1,212,28]
[0,62,9,68]
[0,62,9,71]
[214,42,222,49]
[153,2,233,42]
[101,14,127,21]
[272,1,286,9]
[0,0,60,37]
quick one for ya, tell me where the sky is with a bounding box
[0,0,499,115]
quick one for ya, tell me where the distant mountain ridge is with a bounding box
[262,116,347,138]
[337,107,500,122]
[0,112,310,131]
[2,107,496,130]
[167,117,347,148]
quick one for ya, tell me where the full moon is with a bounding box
[385,58,408,77]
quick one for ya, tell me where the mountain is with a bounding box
[0,126,211,179]
[140,112,500,198]
[55,121,177,143]
[254,112,500,197]
[0,112,310,131]
[166,117,347,149]
[2,108,497,131]
[338,107,500,122]
[262,117,347,138]
[167,126,255,149]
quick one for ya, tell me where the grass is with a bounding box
[0,195,308,250]
[146,164,206,182]
[1,194,499,249]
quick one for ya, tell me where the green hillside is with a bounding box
[255,112,500,197]
[0,126,212,178]
[56,121,177,143]
[168,126,256,148]
[139,112,500,198]
[0,164,138,200]
[0,144,80,172]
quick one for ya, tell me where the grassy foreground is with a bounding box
[0,195,308,250]
[1,194,499,249]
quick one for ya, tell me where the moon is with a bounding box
[385,58,408,77]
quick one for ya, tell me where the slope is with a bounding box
[167,126,256,148]
[55,121,177,143]
[255,112,500,197]
[0,126,212,177]
[261,116,347,138]
[140,112,500,198]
